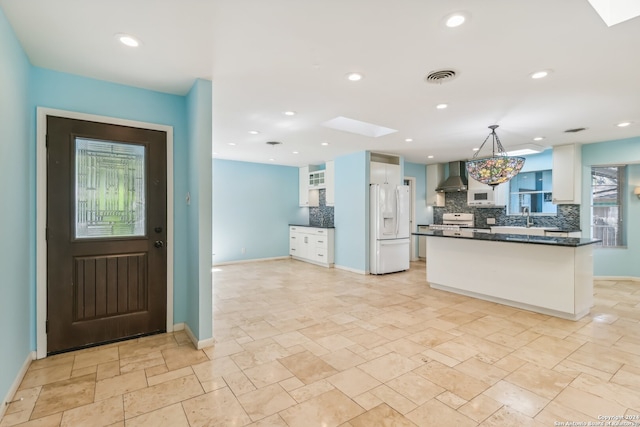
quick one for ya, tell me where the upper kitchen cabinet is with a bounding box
[426,164,445,207]
[299,166,309,207]
[370,153,401,185]
[325,160,335,206]
[552,144,582,204]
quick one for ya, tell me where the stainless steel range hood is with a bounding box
[435,161,468,192]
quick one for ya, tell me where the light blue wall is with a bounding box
[186,79,213,339]
[0,7,33,407]
[29,67,194,327]
[335,151,369,272]
[582,137,640,277]
[404,162,429,255]
[520,149,552,172]
[212,159,305,263]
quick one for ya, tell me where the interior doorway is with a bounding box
[404,177,417,261]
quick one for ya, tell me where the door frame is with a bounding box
[36,107,174,359]
[403,176,417,261]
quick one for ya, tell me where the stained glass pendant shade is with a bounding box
[466,125,525,188]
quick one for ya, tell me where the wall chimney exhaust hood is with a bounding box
[435,161,468,192]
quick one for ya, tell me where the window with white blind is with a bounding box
[591,165,626,247]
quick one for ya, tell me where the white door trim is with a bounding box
[36,107,174,359]
[404,176,417,261]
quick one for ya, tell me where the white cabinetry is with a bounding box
[299,166,309,207]
[426,164,445,207]
[552,144,581,204]
[325,161,335,206]
[418,225,429,258]
[289,226,334,267]
[467,176,508,207]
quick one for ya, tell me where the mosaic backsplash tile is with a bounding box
[434,191,581,231]
[309,189,334,227]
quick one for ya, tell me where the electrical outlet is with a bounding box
[487,218,496,225]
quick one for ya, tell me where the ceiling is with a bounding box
[2,0,640,167]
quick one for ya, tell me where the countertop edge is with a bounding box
[412,231,601,247]
[289,224,335,229]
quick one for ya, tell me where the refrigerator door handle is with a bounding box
[395,187,400,236]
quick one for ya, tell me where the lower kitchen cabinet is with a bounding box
[289,226,335,267]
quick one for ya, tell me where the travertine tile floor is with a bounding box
[3,259,640,426]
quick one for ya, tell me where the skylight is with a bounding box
[321,116,397,138]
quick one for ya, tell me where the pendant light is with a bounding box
[466,125,525,188]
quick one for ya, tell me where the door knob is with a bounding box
[154,240,164,248]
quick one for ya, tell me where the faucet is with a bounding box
[522,206,533,228]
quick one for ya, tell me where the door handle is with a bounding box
[154,240,164,248]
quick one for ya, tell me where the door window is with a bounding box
[75,138,146,239]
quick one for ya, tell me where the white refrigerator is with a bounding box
[370,183,411,274]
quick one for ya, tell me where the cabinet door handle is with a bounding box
[317,240,323,244]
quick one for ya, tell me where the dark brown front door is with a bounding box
[47,116,167,354]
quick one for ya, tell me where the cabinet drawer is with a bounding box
[314,247,327,260]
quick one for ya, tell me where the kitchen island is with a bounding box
[413,230,601,320]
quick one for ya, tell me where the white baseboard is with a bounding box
[174,323,215,350]
[1,351,36,420]
[594,276,640,282]
[334,264,366,275]
[213,256,289,267]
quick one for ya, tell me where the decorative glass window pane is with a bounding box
[591,165,625,247]
[75,138,146,239]
[508,169,557,215]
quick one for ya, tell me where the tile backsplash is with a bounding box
[434,191,581,231]
[309,189,334,227]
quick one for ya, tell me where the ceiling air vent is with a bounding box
[265,141,282,146]
[564,127,587,133]
[425,69,457,84]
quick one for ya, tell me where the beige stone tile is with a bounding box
[479,406,546,427]
[123,375,203,419]
[321,348,366,371]
[1,413,62,427]
[119,351,165,374]
[348,403,417,427]
[482,380,549,417]
[374,325,410,341]
[383,338,427,357]
[420,349,460,367]
[454,357,508,385]
[182,387,251,426]
[358,352,420,383]
[288,379,335,403]
[73,347,119,370]
[279,351,338,385]
[554,386,627,420]
[4,386,41,415]
[271,331,311,348]
[237,383,297,422]
[231,341,292,370]
[458,394,503,423]
[316,334,356,352]
[386,372,444,406]
[202,339,244,359]
[352,391,385,411]
[414,361,490,401]
[97,361,121,380]
[200,376,227,393]
[71,365,97,378]
[243,360,293,388]
[94,370,147,401]
[31,373,96,419]
[534,401,597,425]
[29,353,74,372]
[326,367,381,398]
[565,342,624,374]
[570,372,640,410]
[493,354,528,373]
[435,391,467,409]
[279,376,304,392]
[146,366,193,387]
[0,409,31,427]
[223,370,257,396]
[191,356,241,383]
[431,340,479,362]
[505,362,574,400]
[369,385,417,415]
[125,403,190,427]
[247,413,289,427]
[552,360,613,382]
[406,327,457,348]
[611,363,640,389]
[279,389,364,427]
[19,363,73,389]
[406,398,476,427]
[60,396,123,426]
[161,346,208,371]
[510,345,565,369]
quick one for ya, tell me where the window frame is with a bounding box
[507,169,557,216]
[590,164,627,248]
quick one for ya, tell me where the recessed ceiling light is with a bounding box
[405,138,413,142]
[472,147,479,151]
[227,142,236,146]
[427,155,434,159]
[617,121,632,127]
[248,130,260,135]
[292,151,299,154]
[115,33,141,47]
[436,103,448,110]
[346,72,364,81]
[321,142,329,146]
[533,136,545,141]
[283,111,296,116]
[530,70,552,79]
[445,13,467,27]
[269,158,275,161]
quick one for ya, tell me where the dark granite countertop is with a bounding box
[412,230,600,247]
[289,224,335,229]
